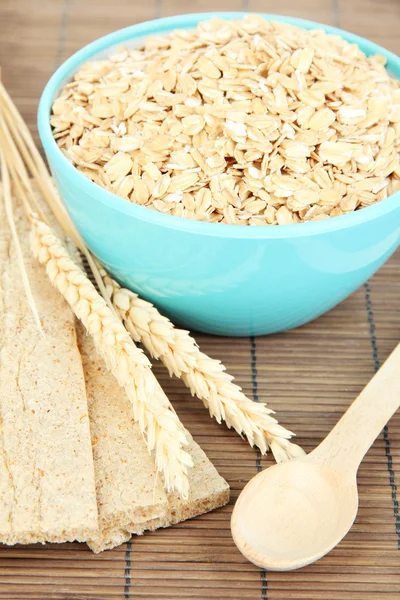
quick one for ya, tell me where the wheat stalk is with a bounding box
[102,272,305,462]
[0,83,113,313]
[0,142,43,336]
[30,218,192,495]
[0,88,192,497]
[0,82,303,464]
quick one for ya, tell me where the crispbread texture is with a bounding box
[78,329,168,552]
[134,438,230,536]
[77,327,229,553]
[0,204,98,545]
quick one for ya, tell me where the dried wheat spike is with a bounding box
[102,271,305,462]
[30,218,193,497]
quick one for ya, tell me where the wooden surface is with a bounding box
[0,0,399,598]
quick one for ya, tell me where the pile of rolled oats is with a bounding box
[52,16,400,225]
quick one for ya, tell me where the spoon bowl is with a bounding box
[231,456,358,571]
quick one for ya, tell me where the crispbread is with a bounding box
[78,329,168,552]
[133,438,231,536]
[0,204,98,545]
[77,325,229,553]
[89,432,230,552]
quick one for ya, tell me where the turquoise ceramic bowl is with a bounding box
[38,13,400,336]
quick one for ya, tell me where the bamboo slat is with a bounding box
[0,0,399,598]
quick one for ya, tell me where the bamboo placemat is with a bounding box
[0,0,399,598]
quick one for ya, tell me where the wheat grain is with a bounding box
[30,218,192,496]
[102,271,304,461]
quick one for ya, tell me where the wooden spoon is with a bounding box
[231,343,400,571]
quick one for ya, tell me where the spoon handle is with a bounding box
[312,343,400,473]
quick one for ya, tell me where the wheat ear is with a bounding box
[0,82,303,464]
[102,272,304,462]
[30,218,192,496]
[0,86,193,495]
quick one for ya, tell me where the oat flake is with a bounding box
[53,15,400,225]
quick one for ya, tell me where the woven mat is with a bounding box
[1,0,399,598]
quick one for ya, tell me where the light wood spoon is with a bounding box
[231,343,400,571]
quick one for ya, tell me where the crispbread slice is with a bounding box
[77,325,229,554]
[78,329,169,552]
[0,205,98,545]
[133,437,230,536]
[89,431,230,552]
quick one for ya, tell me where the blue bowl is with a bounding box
[38,12,400,336]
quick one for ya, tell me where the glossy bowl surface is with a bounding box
[38,12,400,335]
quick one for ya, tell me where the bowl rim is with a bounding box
[38,11,400,240]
